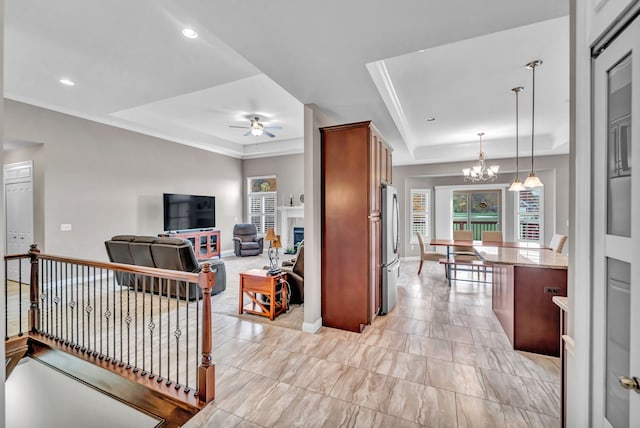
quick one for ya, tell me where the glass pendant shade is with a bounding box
[524,172,544,188]
[508,178,526,192]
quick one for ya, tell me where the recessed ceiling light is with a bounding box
[425,116,436,122]
[59,78,75,86]
[182,28,198,39]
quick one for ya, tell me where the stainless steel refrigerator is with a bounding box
[380,184,400,315]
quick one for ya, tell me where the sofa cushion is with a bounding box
[130,236,157,267]
[111,235,136,242]
[155,237,189,246]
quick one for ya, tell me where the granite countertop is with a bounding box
[475,246,569,269]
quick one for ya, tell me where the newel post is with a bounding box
[28,244,41,333]
[197,262,216,403]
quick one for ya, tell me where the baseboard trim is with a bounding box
[220,250,235,257]
[302,317,322,334]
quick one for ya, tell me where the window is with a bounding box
[410,189,430,244]
[517,188,543,242]
[452,190,501,240]
[247,176,277,233]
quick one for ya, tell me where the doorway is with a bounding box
[4,161,34,283]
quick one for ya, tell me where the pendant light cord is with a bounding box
[530,64,536,173]
[515,90,519,176]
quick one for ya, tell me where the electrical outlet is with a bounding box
[60,224,72,232]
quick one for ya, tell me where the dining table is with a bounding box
[429,239,551,286]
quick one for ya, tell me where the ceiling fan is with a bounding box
[229,116,282,138]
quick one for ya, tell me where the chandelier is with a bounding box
[462,132,500,182]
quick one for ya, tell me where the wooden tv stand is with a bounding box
[159,229,221,260]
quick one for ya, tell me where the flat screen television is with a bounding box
[163,193,215,232]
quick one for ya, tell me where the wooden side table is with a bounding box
[239,269,287,320]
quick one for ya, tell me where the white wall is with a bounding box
[4,100,244,261]
[393,154,569,258]
[302,104,336,333]
[1,0,6,419]
[243,153,304,209]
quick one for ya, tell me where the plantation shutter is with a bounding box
[517,189,543,242]
[248,192,276,233]
[410,189,430,244]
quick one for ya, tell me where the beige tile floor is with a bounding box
[184,258,560,428]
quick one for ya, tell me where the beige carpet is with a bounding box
[210,252,304,331]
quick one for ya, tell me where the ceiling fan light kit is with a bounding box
[229,116,281,138]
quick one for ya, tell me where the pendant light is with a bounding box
[508,86,526,192]
[523,60,544,188]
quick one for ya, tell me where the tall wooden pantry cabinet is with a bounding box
[320,121,392,332]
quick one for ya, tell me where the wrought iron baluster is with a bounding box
[93,267,97,356]
[125,270,132,369]
[65,262,69,344]
[185,283,190,393]
[54,261,60,340]
[141,277,147,376]
[39,261,45,334]
[175,280,181,390]
[100,268,104,358]
[147,275,155,379]
[75,264,79,348]
[157,277,162,382]
[119,269,124,366]
[195,287,200,397]
[133,274,139,373]
[112,271,117,363]
[18,259,23,336]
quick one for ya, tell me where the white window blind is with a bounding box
[517,188,543,242]
[410,189,430,244]
[247,175,277,234]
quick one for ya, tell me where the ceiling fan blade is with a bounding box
[264,126,283,130]
[264,131,276,138]
[229,126,250,129]
[243,130,252,136]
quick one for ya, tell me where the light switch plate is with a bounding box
[60,224,72,231]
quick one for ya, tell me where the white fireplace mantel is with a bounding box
[277,205,304,249]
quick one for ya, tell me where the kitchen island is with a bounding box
[475,246,569,356]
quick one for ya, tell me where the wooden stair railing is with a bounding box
[5,244,216,409]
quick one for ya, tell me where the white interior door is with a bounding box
[4,161,34,283]
[592,14,640,427]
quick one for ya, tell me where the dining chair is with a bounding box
[549,234,568,253]
[416,232,442,275]
[481,230,503,242]
[451,230,480,279]
[452,230,475,255]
